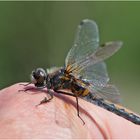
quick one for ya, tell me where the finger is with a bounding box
[0,83,140,139]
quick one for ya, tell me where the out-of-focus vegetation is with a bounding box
[0,2,140,113]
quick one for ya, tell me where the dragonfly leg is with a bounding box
[75,95,85,125]
[54,89,76,97]
[18,82,36,92]
[19,82,32,86]
[54,89,85,125]
[18,83,47,92]
[36,89,54,106]
[18,87,35,92]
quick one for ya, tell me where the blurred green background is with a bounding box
[0,2,140,113]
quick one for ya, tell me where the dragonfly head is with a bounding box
[31,68,47,88]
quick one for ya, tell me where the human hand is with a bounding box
[0,83,140,139]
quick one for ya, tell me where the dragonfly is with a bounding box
[26,19,140,125]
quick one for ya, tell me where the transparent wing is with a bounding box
[88,84,121,103]
[79,62,121,103]
[65,19,122,103]
[81,85,121,104]
[65,19,99,69]
[80,61,109,87]
[66,41,122,77]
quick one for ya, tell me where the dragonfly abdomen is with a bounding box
[85,94,140,125]
[96,98,140,125]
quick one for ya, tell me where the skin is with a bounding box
[0,83,140,139]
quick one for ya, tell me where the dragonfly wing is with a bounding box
[65,19,122,80]
[91,41,123,65]
[88,84,121,104]
[66,41,122,87]
[68,41,122,75]
[65,19,99,71]
[80,61,109,87]
[65,19,122,103]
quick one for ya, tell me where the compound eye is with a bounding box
[31,75,37,84]
[40,71,46,77]
[33,68,46,79]
[30,68,47,87]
